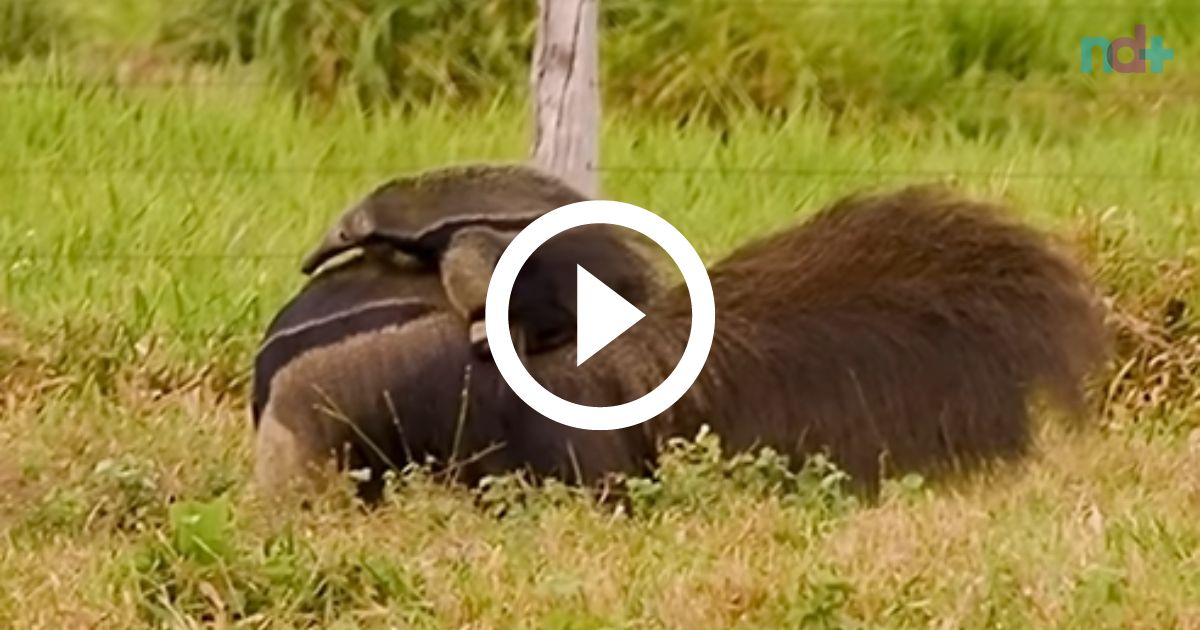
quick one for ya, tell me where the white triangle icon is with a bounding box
[575,265,646,366]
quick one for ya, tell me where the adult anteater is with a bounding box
[253,185,1108,500]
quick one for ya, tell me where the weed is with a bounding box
[114,506,435,625]
[625,427,854,518]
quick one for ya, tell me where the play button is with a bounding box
[575,265,646,366]
[485,199,716,432]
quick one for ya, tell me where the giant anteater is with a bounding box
[254,164,660,498]
[450,185,1109,490]
[253,184,1109,499]
[300,162,662,356]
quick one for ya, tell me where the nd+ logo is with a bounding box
[1080,24,1174,74]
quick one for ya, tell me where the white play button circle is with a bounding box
[574,265,646,366]
[484,199,716,432]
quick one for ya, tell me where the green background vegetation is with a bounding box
[3,0,1199,119]
[1,0,1199,627]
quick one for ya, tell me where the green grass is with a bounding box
[1,63,1197,357]
[0,0,69,62]
[2,11,1200,626]
[4,0,1200,119]
[145,0,1200,120]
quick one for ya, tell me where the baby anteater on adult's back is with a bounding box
[300,163,587,273]
[300,162,662,356]
[254,163,660,499]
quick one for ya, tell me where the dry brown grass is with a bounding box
[2,315,1200,628]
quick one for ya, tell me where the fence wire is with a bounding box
[0,160,1192,264]
[1,11,1193,265]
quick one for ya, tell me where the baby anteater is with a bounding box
[301,163,591,273]
[301,162,662,356]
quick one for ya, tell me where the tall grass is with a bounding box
[0,58,1197,424]
[1,66,1197,365]
[156,0,536,107]
[0,0,69,61]
[0,57,1193,401]
[4,1,1198,119]
[150,0,1199,118]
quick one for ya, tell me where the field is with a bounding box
[3,1,1200,628]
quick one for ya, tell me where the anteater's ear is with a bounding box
[440,226,522,360]
[438,226,515,321]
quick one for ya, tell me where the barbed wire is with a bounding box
[3,252,300,262]
[645,0,1200,10]
[1,3,1193,265]
[595,165,1196,182]
[0,166,403,176]
[1,158,1191,266]
[1,82,1197,98]
[0,81,269,90]
[0,164,1191,181]
[0,164,1190,266]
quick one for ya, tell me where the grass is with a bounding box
[3,382,1199,626]
[1,3,1200,625]
[0,0,69,62]
[3,0,1200,119]
[145,0,1200,120]
[2,63,1198,353]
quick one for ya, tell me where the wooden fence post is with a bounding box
[531,0,600,197]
